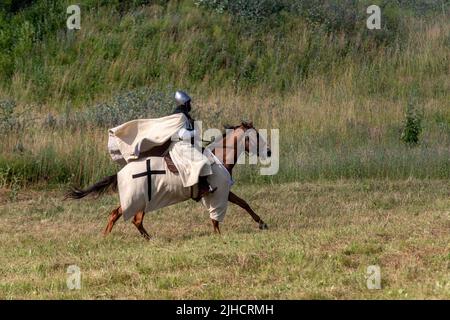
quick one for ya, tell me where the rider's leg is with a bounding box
[194,176,217,201]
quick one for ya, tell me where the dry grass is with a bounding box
[0,2,449,300]
[0,180,448,299]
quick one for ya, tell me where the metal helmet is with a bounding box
[175,90,191,106]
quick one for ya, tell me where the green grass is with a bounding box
[0,1,449,185]
[0,1,448,107]
[0,180,449,299]
[0,2,448,299]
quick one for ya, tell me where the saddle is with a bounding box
[164,154,179,173]
[137,140,214,201]
[138,140,179,174]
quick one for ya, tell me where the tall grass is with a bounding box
[1,0,448,107]
[0,1,449,187]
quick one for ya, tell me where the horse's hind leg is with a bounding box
[228,192,268,230]
[104,205,122,236]
[132,211,151,240]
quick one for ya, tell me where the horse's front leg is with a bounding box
[211,219,221,234]
[228,191,268,230]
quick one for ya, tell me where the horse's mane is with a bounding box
[223,121,253,131]
[220,121,253,140]
[204,121,254,147]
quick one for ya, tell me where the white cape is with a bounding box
[108,113,186,165]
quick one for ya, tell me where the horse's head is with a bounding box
[237,121,272,160]
[215,121,271,168]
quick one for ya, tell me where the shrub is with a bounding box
[0,100,23,133]
[196,0,447,43]
[195,0,289,20]
[401,100,423,146]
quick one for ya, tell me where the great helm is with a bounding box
[175,91,191,106]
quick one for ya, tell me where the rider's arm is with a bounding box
[178,127,196,140]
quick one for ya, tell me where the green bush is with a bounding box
[0,0,66,81]
[196,0,288,20]
[0,0,35,13]
[196,0,447,43]
[0,100,29,133]
[401,100,423,146]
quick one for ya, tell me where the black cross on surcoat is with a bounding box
[132,159,166,202]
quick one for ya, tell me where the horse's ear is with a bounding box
[241,120,253,129]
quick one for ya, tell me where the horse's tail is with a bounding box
[65,174,117,200]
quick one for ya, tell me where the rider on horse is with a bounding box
[172,90,217,200]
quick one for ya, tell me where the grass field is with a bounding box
[1,180,448,299]
[0,1,449,300]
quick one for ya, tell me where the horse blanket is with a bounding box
[117,151,232,222]
[108,113,212,187]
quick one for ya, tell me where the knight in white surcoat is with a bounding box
[169,91,217,200]
[107,90,218,202]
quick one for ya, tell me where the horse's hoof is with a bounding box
[142,234,151,241]
[259,223,268,230]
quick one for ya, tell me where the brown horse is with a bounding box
[66,121,270,238]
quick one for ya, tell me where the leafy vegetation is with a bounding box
[401,100,423,146]
[0,0,449,186]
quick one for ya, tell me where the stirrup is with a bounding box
[193,185,217,202]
